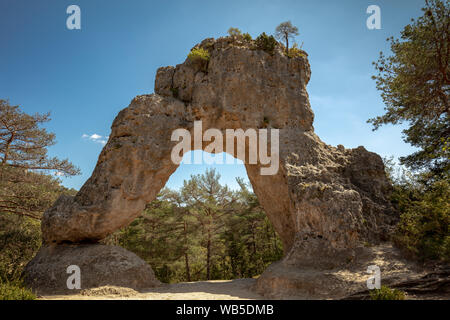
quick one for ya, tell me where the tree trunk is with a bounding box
[206,230,211,280]
[184,220,191,282]
[251,223,257,256]
[285,34,289,55]
[184,252,191,282]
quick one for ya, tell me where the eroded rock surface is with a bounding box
[28,36,397,297]
[24,244,160,295]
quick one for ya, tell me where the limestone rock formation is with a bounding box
[24,244,160,295]
[26,36,397,297]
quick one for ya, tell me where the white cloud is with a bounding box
[82,133,108,145]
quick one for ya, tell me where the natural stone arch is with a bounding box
[42,99,296,251]
[27,37,397,297]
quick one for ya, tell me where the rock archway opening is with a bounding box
[106,150,284,283]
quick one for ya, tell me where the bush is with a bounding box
[242,33,252,42]
[393,179,450,261]
[227,27,242,37]
[187,47,210,63]
[370,286,405,300]
[255,32,278,55]
[0,213,41,282]
[287,42,305,58]
[187,47,210,72]
[0,281,36,300]
[382,158,450,262]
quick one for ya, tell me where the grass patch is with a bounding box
[0,280,36,300]
[370,286,405,300]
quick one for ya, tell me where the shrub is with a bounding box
[0,281,36,300]
[287,42,305,58]
[382,158,450,262]
[0,213,41,283]
[370,286,405,300]
[187,47,210,63]
[393,178,450,261]
[255,32,278,55]
[242,33,252,42]
[187,47,210,72]
[227,27,242,37]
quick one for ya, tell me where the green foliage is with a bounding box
[287,42,305,58]
[227,27,242,37]
[0,170,75,286]
[0,166,77,220]
[227,28,252,42]
[255,33,278,55]
[105,170,283,283]
[0,213,41,282]
[394,178,449,261]
[370,285,405,300]
[369,0,450,178]
[275,21,300,55]
[0,280,36,300]
[242,33,252,42]
[0,100,79,220]
[187,48,210,72]
[0,100,78,293]
[0,99,80,177]
[383,158,449,262]
[187,48,210,62]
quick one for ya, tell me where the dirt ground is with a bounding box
[39,244,447,300]
[40,279,264,300]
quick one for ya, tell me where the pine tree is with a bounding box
[369,0,450,180]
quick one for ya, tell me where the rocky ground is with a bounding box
[38,244,449,300]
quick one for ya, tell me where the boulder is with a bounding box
[24,244,160,295]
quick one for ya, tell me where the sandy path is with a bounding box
[40,279,265,300]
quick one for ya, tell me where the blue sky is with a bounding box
[0,0,425,190]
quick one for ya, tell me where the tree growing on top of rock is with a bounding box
[227,27,242,37]
[275,21,299,55]
[369,0,449,181]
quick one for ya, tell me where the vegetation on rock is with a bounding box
[287,42,305,58]
[187,47,210,72]
[275,21,299,55]
[227,27,242,38]
[255,32,278,55]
